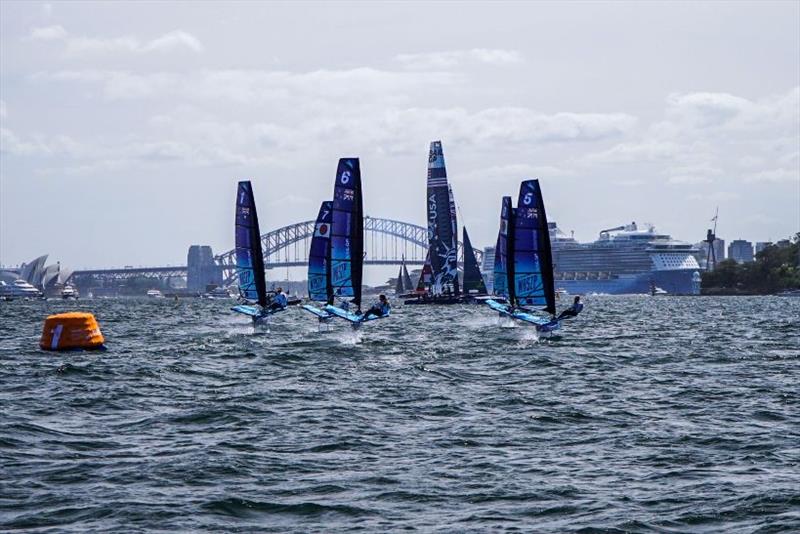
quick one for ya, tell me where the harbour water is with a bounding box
[1,296,799,532]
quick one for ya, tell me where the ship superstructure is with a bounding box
[549,222,701,295]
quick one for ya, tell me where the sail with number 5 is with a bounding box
[234,181,267,307]
[330,158,364,309]
[513,180,556,314]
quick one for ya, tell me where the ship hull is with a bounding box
[555,268,700,295]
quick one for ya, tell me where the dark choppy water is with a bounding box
[1,296,799,532]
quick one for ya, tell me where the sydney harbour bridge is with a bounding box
[72,217,484,288]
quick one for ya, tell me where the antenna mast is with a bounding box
[705,207,719,271]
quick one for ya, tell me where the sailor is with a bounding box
[362,294,391,319]
[268,287,289,311]
[557,296,583,320]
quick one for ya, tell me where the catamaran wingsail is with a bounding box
[406,141,461,304]
[302,158,390,327]
[230,180,280,323]
[485,180,572,334]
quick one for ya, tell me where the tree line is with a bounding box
[702,233,800,294]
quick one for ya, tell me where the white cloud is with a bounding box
[585,139,681,164]
[688,191,741,202]
[30,25,67,40]
[396,48,523,69]
[29,26,203,56]
[665,163,722,185]
[460,163,575,183]
[666,91,750,128]
[744,168,800,184]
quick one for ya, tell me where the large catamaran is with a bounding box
[405,141,462,304]
[485,179,573,334]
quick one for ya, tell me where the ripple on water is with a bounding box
[1,296,799,532]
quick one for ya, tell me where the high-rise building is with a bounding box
[728,240,754,264]
[481,246,495,272]
[482,246,496,293]
[755,242,772,255]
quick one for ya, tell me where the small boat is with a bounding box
[302,158,389,328]
[146,289,164,298]
[485,180,578,336]
[202,285,234,299]
[0,278,43,299]
[230,180,287,325]
[61,284,79,300]
[393,256,415,296]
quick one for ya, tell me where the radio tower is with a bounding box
[705,207,719,271]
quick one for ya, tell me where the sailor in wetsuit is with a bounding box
[361,294,391,319]
[557,296,583,320]
[268,287,289,311]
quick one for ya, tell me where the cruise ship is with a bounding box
[549,222,701,295]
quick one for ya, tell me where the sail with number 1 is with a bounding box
[231,180,274,322]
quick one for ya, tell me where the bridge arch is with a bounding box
[215,217,483,286]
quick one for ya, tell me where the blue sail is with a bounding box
[513,180,556,313]
[234,180,267,307]
[330,158,364,308]
[426,141,459,295]
[308,200,333,303]
[493,196,513,301]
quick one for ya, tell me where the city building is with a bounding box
[755,242,773,255]
[482,246,495,293]
[728,239,754,264]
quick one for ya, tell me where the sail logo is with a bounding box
[241,207,250,216]
[309,276,324,291]
[523,207,538,219]
[315,223,330,237]
[342,189,354,201]
[517,274,541,294]
[428,194,437,221]
[333,261,349,282]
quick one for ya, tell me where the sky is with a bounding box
[1,1,798,284]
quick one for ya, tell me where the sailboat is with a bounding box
[406,141,460,304]
[230,180,282,324]
[302,200,335,322]
[461,226,488,301]
[302,158,390,327]
[393,256,416,297]
[485,180,566,334]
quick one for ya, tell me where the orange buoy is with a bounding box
[40,312,105,351]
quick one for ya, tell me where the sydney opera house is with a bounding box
[0,255,77,299]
